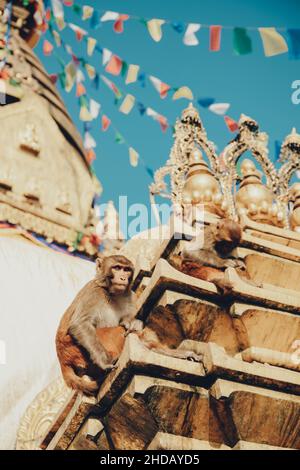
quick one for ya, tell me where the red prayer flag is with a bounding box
[113,14,129,33]
[105,55,123,76]
[224,115,239,132]
[49,74,58,84]
[76,82,86,97]
[102,115,111,131]
[86,149,96,164]
[43,39,53,56]
[160,82,171,99]
[158,116,168,132]
[210,25,222,51]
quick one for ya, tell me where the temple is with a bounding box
[1,0,300,452]
[16,103,300,450]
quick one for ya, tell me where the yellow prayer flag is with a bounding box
[147,19,165,42]
[65,62,76,92]
[172,86,194,101]
[87,37,97,56]
[56,17,66,31]
[129,147,139,167]
[258,27,288,57]
[85,64,96,79]
[82,6,94,21]
[52,30,61,47]
[126,64,140,84]
[80,106,93,122]
[119,94,135,114]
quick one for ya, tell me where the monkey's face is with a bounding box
[109,264,133,295]
[96,255,134,295]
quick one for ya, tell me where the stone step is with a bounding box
[135,259,300,320]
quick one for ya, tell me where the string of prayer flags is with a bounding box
[147,19,165,42]
[258,27,288,57]
[43,39,54,55]
[119,94,135,114]
[82,5,94,21]
[224,115,239,132]
[89,98,101,119]
[84,131,96,149]
[115,132,125,144]
[113,14,129,33]
[102,48,112,66]
[52,30,61,47]
[85,63,96,79]
[79,103,93,121]
[105,54,123,76]
[87,37,97,56]
[100,11,119,22]
[85,148,96,164]
[54,3,300,60]
[51,0,64,21]
[102,115,111,131]
[171,22,185,34]
[210,25,222,51]
[197,97,215,108]
[76,81,86,97]
[100,75,122,100]
[129,147,139,167]
[146,107,168,132]
[233,27,252,55]
[172,86,193,101]
[183,23,201,46]
[125,64,140,84]
[149,75,170,99]
[64,61,76,92]
[287,29,300,60]
[208,102,230,115]
[68,23,87,40]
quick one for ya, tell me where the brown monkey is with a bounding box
[123,320,202,362]
[56,255,136,396]
[175,219,253,294]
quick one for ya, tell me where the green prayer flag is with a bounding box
[121,61,128,78]
[115,132,124,144]
[233,27,252,55]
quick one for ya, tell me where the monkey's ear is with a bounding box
[96,255,104,273]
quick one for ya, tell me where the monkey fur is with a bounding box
[56,255,202,396]
[56,255,136,395]
[174,219,257,294]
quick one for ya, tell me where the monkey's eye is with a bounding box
[113,265,122,271]
[124,267,132,272]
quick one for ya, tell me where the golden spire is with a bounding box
[236,159,283,226]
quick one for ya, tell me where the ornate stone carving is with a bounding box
[16,378,73,451]
[150,105,300,231]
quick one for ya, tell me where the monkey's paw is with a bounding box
[124,319,144,336]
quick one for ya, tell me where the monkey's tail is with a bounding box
[61,364,99,396]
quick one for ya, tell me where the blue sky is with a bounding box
[36,0,300,235]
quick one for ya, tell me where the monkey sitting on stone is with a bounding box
[172,219,258,295]
[56,255,202,396]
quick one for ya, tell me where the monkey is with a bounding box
[123,319,203,363]
[172,218,258,295]
[56,255,202,397]
[56,255,137,396]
